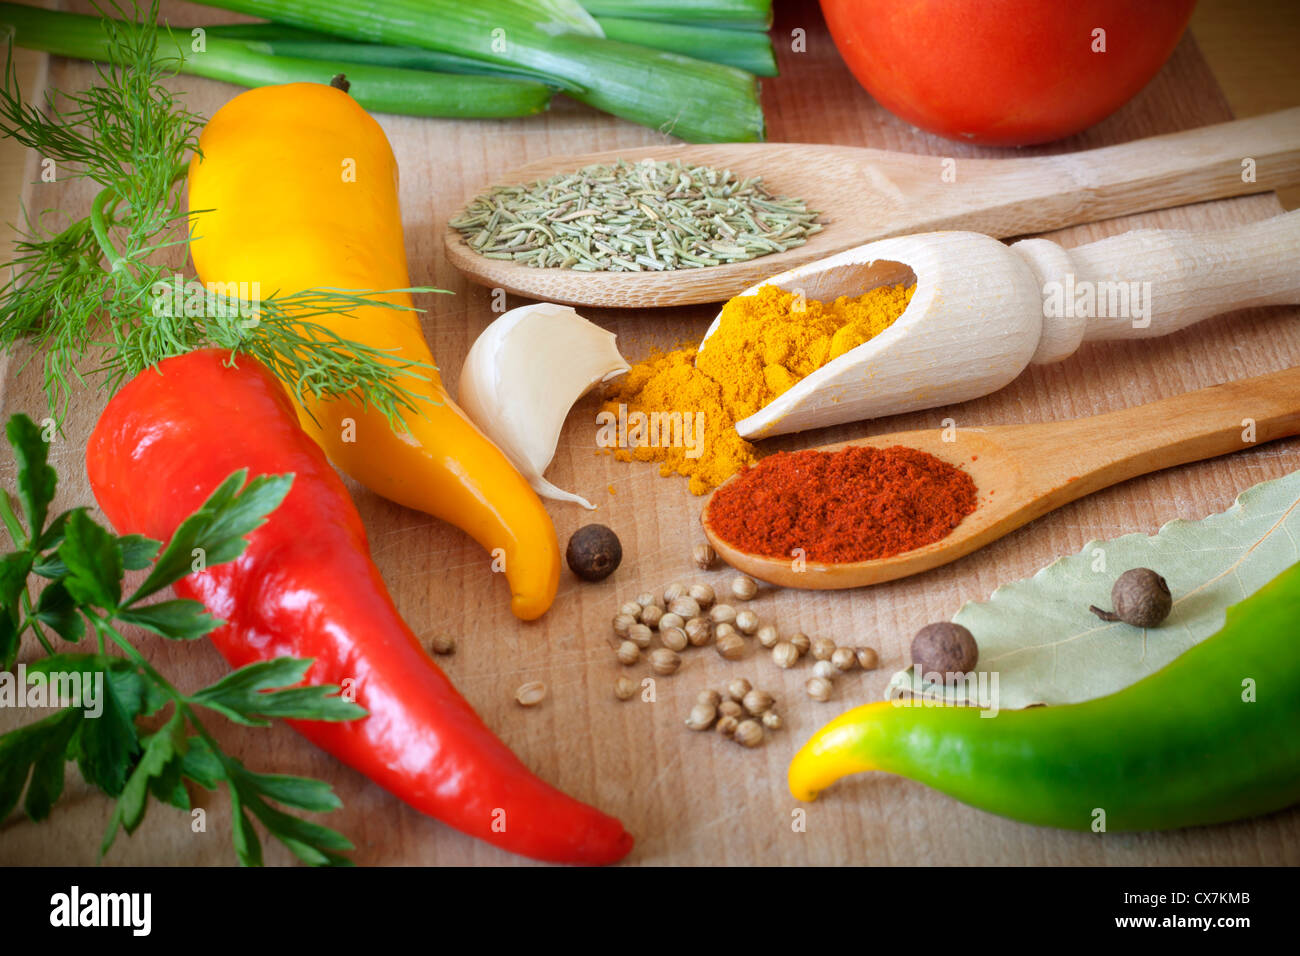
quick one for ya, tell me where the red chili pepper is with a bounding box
[86,349,633,865]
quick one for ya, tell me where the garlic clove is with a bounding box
[459,302,628,510]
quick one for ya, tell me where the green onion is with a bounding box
[594,16,776,76]
[195,0,766,142]
[581,0,773,30]
[0,3,553,119]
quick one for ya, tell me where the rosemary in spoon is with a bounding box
[0,1,438,424]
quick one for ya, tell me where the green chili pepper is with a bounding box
[788,562,1300,831]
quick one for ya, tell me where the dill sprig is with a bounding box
[0,1,440,424]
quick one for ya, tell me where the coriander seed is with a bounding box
[636,591,661,610]
[735,609,759,635]
[716,715,740,737]
[710,604,737,625]
[616,640,640,665]
[731,575,758,601]
[685,617,713,646]
[429,633,456,655]
[742,689,774,716]
[688,583,716,609]
[686,702,717,731]
[761,711,782,731]
[811,637,836,661]
[716,631,745,660]
[719,699,744,719]
[805,677,833,702]
[658,611,684,632]
[734,719,764,748]
[649,647,681,675]
[789,632,811,657]
[627,623,653,649]
[619,600,643,621]
[856,646,880,671]
[660,625,688,653]
[669,596,701,620]
[613,613,637,638]
[812,660,837,680]
[756,624,779,648]
[640,604,664,628]
[663,581,688,604]
[614,676,638,701]
[697,689,721,708]
[693,541,718,570]
[831,647,857,672]
[772,641,799,669]
[515,681,547,707]
[727,678,752,701]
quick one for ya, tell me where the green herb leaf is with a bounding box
[58,510,123,610]
[33,579,86,643]
[179,736,224,790]
[33,509,74,552]
[0,707,82,822]
[232,768,343,814]
[116,598,219,641]
[889,469,1300,709]
[189,657,366,727]
[227,759,354,867]
[101,711,186,856]
[5,414,57,542]
[118,534,161,571]
[129,471,292,604]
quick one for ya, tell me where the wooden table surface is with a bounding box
[2,0,1299,866]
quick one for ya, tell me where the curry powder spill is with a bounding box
[704,445,977,563]
[603,283,916,494]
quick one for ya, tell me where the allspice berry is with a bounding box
[1090,568,1173,628]
[693,542,718,570]
[734,719,764,748]
[566,524,622,581]
[911,622,979,681]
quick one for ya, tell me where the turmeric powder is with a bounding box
[604,282,916,494]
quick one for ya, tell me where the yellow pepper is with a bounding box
[187,82,559,620]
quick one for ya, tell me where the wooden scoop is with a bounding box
[444,109,1300,309]
[700,210,1300,440]
[701,365,1300,589]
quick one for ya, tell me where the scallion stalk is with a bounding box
[195,0,766,142]
[580,0,773,30]
[593,16,776,76]
[0,3,553,119]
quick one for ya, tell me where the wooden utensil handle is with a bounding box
[1022,366,1300,498]
[1015,210,1300,363]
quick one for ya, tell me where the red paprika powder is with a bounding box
[705,445,977,563]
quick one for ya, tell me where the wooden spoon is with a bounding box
[701,210,1300,439]
[700,366,1300,590]
[443,109,1300,308]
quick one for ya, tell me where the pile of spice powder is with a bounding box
[703,446,977,563]
[449,159,821,272]
[603,283,916,495]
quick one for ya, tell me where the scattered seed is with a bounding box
[693,541,718,570]
[685,617,713,646]
[640,604,664,628]
[688,583,716,609]
[660,625,689,652]
[614,676,638,700]
[772,641,799,669]
[756,624,779,648]
[805,677,833,702]
[515,681,547,706]
[697,689,721,707]
[616,640,640,665]
[761,711,782,730]
[613,613,637,638]
[711,604,738,625]
[686,702,717,731]
[635,591,661,610]
[735,610,759,635]
[566,524,622,581]
[734,719,764,748]
[811,637,836,661]
[727,678,752,702]
[716,714,740,737]
[856,646,880,671]
[663,581,689,604]
[789,632,811,657]
[812,660,837,680]
[658,611,685,632]
[831,647,858,672]
[429,633,456,655]
[669,596,701,620]
[719,699,744,719]
[619,600,643,621]
[626,623,653,649]
[731,575,758,601]
[716,631,745,660]
[649,647,682,675]
[742,689,774,716]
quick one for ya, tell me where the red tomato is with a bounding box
[819,0,1197,146]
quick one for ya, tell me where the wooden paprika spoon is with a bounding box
[444,109,1300,308]
[700,366,1300,590]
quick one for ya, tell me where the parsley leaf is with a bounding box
[4,414,56,543]
[189,658,367,727]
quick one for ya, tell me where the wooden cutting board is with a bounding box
[2,0,1298,866]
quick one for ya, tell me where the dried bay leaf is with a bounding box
[888,470,1300,710]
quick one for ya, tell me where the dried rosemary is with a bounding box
[449,159,821,272]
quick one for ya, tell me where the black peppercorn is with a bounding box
[911,622,979,681]
[566,524,623,582]
[1090,568,1172,628]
